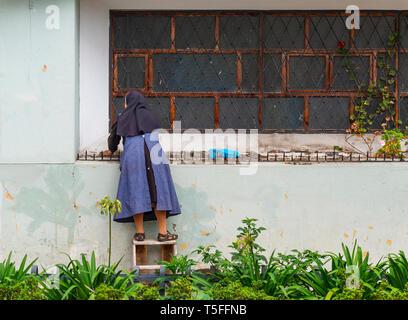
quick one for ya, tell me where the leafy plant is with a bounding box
[192,245,232,279]
[297,256,341,299]
[158,254,196,276]
[337,33,402,156]
[39,251,136,300]
[0,251,38,284]
[386,251,408,290]
[375,128,408,158]
[262,249,325,299]
[228,218,268,284]
[97,196,122,266]
[327,242,385,288]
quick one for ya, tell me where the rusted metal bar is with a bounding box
[281,53,287,93]
[325,54,330,90]
[112,91,390,99]
[148,55,153,94]
[304,96,309,130]
[372,51,377,86]
[304,15,310,50]
[395,14,399,128]
[350,28,355,50]
[237,52,242,93]
[144,55,149,91]
[214,95,220,128]
[215,15,220,51]
[328,54,333,88]
[259,13,263,129]
[170,96,176,129]
[113,48,391,55]
[170,16,176,52]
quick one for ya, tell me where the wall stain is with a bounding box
[9,166,92,244]
[5,191,14,200]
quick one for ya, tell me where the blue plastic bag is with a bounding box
[208,148,239,159]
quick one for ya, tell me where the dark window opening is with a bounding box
[110,11,408,132]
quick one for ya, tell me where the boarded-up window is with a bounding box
[110,11,407,132]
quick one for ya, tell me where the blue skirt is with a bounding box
[114,132,181,223]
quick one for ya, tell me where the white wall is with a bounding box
[0,0,78,163]
[79,0,408,152]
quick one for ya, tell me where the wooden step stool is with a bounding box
[132,239,177,273]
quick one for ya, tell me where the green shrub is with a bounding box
[0,278,43,300]
[94,283,125,300]
[166,276,196,300]
[129,283,160,300]
[209,279,275,300]
[332,287,364,300]
[371,279,408,300]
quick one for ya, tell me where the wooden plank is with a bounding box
[133,239,177,245]
[136,245,148,274]
[161,245,175,275]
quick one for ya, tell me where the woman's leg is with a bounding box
[153,204,167,235]
[133,213,144,233]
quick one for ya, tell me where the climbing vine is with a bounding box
[336,33,408,157]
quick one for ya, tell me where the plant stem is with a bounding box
[109,212,112,267]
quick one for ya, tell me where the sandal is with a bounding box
[133,232,145,241]
[157,231,178,242]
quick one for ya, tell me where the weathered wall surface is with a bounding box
[79,0,408,152]
[1,162,407,269]
[0,0,79,163]
[2,0,408,271]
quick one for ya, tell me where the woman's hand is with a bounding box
[103,150,112,157]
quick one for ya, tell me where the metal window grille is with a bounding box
[110,10,408,133]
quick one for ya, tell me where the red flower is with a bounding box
[337,41,346,49]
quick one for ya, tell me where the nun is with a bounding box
[108,91,181,242]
